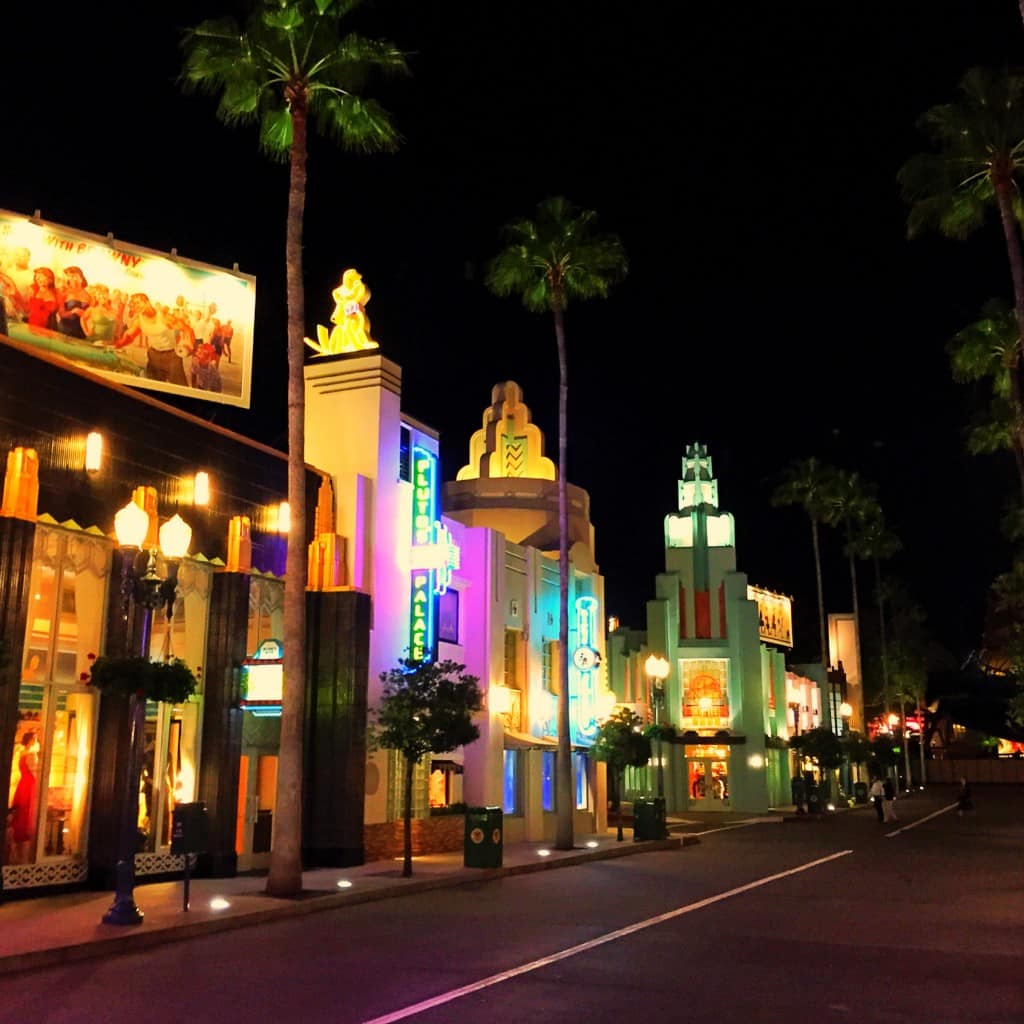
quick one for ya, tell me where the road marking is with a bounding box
[690,818,781,836]
[885,803,959,837]
[361,850,852,1024]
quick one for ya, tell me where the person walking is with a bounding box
[869,776,885,822]
[957,777,973,817]
[881,775,898,823]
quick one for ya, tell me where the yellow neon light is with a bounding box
[304,268,380,355]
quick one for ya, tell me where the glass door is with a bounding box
[235,748,277,871]
[686,751,730,809]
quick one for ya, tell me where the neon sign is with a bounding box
[408,445,460,662]
[571,596,601,743]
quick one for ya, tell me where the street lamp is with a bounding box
[839,702,853,734]
[103,500,191,926]
[644,654,671,799]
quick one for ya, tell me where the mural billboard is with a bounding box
[0,209,255,408]
[747,585,793,649]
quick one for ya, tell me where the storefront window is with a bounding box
[502,749,520,815]
[6,526,107,866]
[541,751,555,812]
[573,752,589,810]
[139,557,210,853]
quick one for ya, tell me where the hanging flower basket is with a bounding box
[83,654,199,705]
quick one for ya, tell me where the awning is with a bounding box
[431,759,464,774]
[674,730,747,746]
[503,729,558,750]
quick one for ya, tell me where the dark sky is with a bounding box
[5,1,1023,663]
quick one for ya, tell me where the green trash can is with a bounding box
[464,806,503,867]
[853,781,868,805]
[633,797,667,841]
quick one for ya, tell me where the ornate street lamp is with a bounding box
[102,501,191,926]
[645,654,671,799]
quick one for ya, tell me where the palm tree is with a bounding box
[771,458,838,674]
[949,300,1024,489]
[899,67,1024,497]
[852,508,901,724]
[826,470,880,715]
[486,197,627,850]
[180,0,407,898]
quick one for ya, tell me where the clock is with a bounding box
[572,646,601,670]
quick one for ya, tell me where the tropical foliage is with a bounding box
[590,706,651,842]
[370,659,482,877]
[486,196,627,850]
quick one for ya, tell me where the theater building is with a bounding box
[606,443,819,813]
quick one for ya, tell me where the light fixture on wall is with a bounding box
[102,498,191,927]
[193,471,211,507]
[85,432,103,474]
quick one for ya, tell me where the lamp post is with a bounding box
[644,654,671,799]
[103,500,191,926]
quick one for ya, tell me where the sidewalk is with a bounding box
[0,827,695,977]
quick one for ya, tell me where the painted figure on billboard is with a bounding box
[0,209,255,408]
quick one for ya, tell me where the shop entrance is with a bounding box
[685,745,730,809]
[235,748,277,872]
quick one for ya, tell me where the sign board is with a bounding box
[239,638,284,715]
[170,801,210,855]
[0,208,255,408]
[747,585,793,649]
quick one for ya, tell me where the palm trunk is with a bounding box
[811,517,828,672]
[848,542,863,721]
[918,697,927,786]
[553,304,574,851]
[402,756,414,877]
[875,557,890,725]
[900,702,912,792]
[994,182,1024,500]
[266,99,309,899]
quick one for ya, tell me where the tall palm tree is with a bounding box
[180,0,406,898]
[826,470,880,717]
[852,508,901,730]
[899,67,1024,497]
[771,458,838,675]
[486,197,627,850]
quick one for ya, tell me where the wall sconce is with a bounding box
[85,432,103,474]
[277,501,290,535]
[489,685,513,716]
[193,471,210,507]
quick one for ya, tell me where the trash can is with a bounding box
[633,797,667,840]
[464,806,503,868]
[806,783,822,814]
[853,781,868,805]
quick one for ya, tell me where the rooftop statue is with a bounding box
[304,268,379,355]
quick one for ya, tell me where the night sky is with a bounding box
[5,1,1023,664]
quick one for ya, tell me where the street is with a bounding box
[4,784,1022,1024]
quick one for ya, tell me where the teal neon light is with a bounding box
[571,595,601,743]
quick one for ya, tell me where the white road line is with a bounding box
[885,803,959,837]
[690,819,780,836]
[361,849,852,1024]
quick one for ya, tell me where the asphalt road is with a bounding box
[4,784,1022,1024]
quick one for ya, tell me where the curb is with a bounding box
[0,836,687,977]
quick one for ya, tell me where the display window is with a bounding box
[138,557,210,855]
[6,525,107,866]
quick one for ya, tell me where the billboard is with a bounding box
[747,585,793,649]
[0,209,255,408]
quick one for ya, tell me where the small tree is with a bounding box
[369,659,482,877]
[790,726,844,803]
[590,707,652,842]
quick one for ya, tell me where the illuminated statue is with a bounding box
[304,268,380,355]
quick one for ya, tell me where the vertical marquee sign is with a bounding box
[409,445,460,663]
[570,596,602,743]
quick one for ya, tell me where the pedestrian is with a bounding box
[957,777,973,817]
[791,771,807,815]
[882,775,898,823]
[869,776,884,822]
